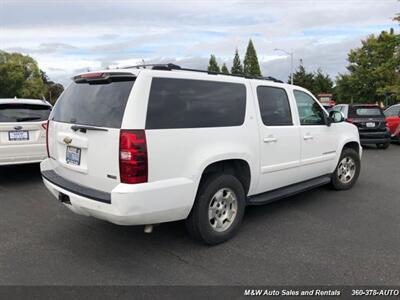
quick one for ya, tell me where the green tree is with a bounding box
[221,63,229,74]
[334,74,355,104]
[47,83,64,105]
[336,29,400,104]
[243,39,262,77]
[231,48,243,75]
[207,54,220,73]
[313,68,334,95]
[0,51,46,99]
[291,65,314,92]
[40,69,64,104]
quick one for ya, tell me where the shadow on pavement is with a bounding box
[0,163,42,185]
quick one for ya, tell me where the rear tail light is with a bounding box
[346,118,353,123]
[45,120,50,158]
[81,72,104,79]
[119,130,148,184]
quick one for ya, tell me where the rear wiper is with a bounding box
[16,116,42,122]
[71,124,108,133]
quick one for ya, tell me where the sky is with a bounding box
[0,0,399,86]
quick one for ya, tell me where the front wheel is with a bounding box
[186,174,246,245]
[331,148,361,190]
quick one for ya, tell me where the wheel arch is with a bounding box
[342,141,360,155]
[197,158,252,196]
[333,139,362,171]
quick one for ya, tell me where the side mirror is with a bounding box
[329,110,345,123]
[325,113,332,127]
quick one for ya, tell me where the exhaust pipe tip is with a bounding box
[144,224,154,233]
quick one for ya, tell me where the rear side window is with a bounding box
[52,79,134,128]
[0,104,51,122]
[257,86,292,126]
[349,106,383,117]
[146,78,246,129]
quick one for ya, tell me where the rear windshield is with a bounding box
[349,106,383,117]
[0,104,51,122]
[52,79,134,128]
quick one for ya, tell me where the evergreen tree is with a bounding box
[207,54,220,73]
[243,39,262,77]
[221,63,229,74]
[231,49,243,75]
[313,68,334,95]
[291,65,314,92]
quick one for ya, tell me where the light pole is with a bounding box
[274,48,294,85]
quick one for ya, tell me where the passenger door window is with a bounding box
[293,90,326,125]
[257,86,292,126]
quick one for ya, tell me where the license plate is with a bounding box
[8,131,29,141]
[366,122,375,128]
[66,146,81,166]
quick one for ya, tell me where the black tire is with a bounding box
[331,148,361,190]
[376,143,390,149]
[185,174,246,245]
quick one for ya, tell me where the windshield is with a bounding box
[0,104,51,122]
[52,79,134,128]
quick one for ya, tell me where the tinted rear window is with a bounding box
[0,104,51,122]
[52,79,134,128]
[146,78,246,129]
[349,106,383,117]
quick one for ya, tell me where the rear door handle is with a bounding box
[264,136,278,143]
[303,134,313,140]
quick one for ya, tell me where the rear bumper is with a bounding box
[0,143,47,165]
[41,163,196,226]
[359,131,391,145]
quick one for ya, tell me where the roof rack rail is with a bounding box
[120,63,181,70]
[121,63,284,83]
[263,76,284,83]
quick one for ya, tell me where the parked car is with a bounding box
[332,104,391,149]
[0,98,52,166]
[384,104,400,142]
[41,64,361,244]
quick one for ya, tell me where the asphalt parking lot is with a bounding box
[0,145,399,286]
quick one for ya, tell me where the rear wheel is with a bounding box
[331,148,361,190]
[186,174,245,245]
[376,143,389,149]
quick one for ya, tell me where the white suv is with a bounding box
[41,64,361,244]
[0,98,52,166]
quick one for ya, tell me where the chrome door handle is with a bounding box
[303,134,313,140]
[264,136,278,143]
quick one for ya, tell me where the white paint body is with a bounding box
[40,68,361,225]
[0,99,51,166]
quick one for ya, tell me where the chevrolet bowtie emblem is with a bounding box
[63,137,72,145]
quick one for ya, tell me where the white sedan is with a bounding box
[0,98,52,166]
